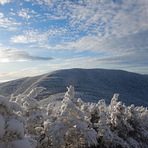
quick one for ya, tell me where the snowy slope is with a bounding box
[0,68,148,106]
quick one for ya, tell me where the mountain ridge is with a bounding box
[0,68,148,106]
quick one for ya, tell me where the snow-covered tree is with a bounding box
[44,86,98,148]
[0,85,147,148]
[89,94,148,148]
[0,95,36,148]
[12,87,46,148]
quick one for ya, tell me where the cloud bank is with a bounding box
[0,48,54,62]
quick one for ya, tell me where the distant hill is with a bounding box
[0,68,148,106]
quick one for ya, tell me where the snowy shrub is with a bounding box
[0,85,148,148]
[40,86,98,148]
[0,95,36,148]
[90,94,148,148]
[13,87,47,148]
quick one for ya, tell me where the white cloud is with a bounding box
[38,30,148,69]
[1,0,148,37]
[18,8,31,19]
[11,30,49,43]
[17,8,40,20]
[0,48,53,62]
[0,0,11,5]
[109,0,148,37]
[33,36,103,52]
[40,30,148,57]
[44,52,148,74]
[11,27,68,44]
[33,0,148,38]
[44,13,67,20]
[7,0,147,42]
[0,0,148,76]
[9,12,16,16]
[0,12,21,30]
[0,12,4,17]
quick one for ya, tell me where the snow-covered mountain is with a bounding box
[0,73,148,148]
[0,68,148,106]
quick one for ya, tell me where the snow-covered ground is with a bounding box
[0,86,148,148]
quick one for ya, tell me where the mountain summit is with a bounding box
[0,68,147,106]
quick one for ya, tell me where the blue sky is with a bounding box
[0,0,148,82]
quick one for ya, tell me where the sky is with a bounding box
[0,0,148,82]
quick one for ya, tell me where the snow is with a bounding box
[10,101,23,112]
[85,129,98,147]
[0,115,5,138]
[27,87,46,99]
[23,97,38,109]
[10,139,32,148]
[0,95,10,111]
[0,85,148,148]
[6,119,24,138]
